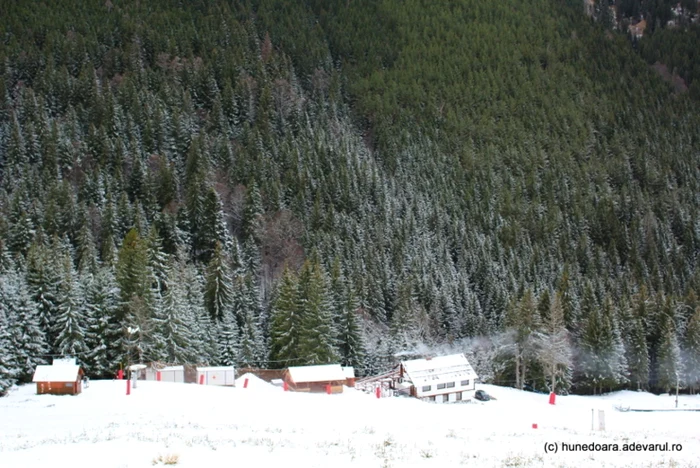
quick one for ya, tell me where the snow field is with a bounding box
[1,378,699,468]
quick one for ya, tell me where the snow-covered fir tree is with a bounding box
[2,268,48,382]
[536,291,572,394]
[83,267,122,378]
[53,257,89,364]
[296,258,339,365]
[269,266,301,367]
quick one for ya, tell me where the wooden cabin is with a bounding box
[32,363,84,396]
[284,364,346,393]
[400,353,478,403]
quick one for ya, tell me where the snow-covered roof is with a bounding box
[32,365,82,382]
[342,367,355,379]
[401,354,478,388]
[197,366,234,372]
[286,364,346,383]
[160,366,184,372]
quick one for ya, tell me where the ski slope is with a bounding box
[1,376,698,467]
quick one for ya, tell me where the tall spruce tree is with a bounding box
[2,268,47,382]
[53,257,89,363]
[269,266,301,367]
[656,299,681,393]
[83,267,122,378]
[157,263,196,364]
[204,241,233,322]
[536,291,572,394]
[0,283,18,395]
[683,307,700,394]
[296,259,339,365]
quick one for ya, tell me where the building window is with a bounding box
[461,380,470,387]
[456,392,462,401]
[429,396,436,401]
[442,394,449,403]
[422,385,431,392]
[446,382,455,388]
[437,383,446,390]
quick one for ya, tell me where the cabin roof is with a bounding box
[401,353,478,388]
[32,364,82,382]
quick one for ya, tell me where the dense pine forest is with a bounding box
[1,0,700,397]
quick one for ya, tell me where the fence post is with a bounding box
[126,379,131,396]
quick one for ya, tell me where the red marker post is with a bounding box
[283,381,289,392]
[326,384,331,395]
[199,374,205,385]
[244,378,249,389]
[549,392,556,405]
[532,423,538,429]
[117,369,124,380]
[375,386,381,399]
[156,371,161,382]
[126,379,131,396]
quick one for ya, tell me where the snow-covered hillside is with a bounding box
[1,377,698,467]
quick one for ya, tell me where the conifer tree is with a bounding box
[83,267,122,378]
[269,266,301,367]
[75,221,98,274]
[504,289,540,390]
[26,241,61,352]
[53,257,89,363]
[2,268,47,382]
[204,241,233,322]
[577,297,628,393]
[146,225,170,295]
[181,258,217,364]
[625,310,650,390]
[236,274,267,367]
[241,181,263,245]
[683,307,700,394]
[116,228,152,322]
[157,263,196,364]
[217,307,240,366]
[537,291,572,394]
[656,299,681,393]
[337,284,366,369]
[0,282,18,395]
[296,259,339,365]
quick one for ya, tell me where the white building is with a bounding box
[400,353,478,403]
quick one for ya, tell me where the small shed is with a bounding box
[400,353,478,403]
[145,365,185,383]
[196,366,236,386]
[33,364,84,395]
[284,364,346,393]
[343,366,356,387]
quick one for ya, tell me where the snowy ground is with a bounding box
[1,377,699,468]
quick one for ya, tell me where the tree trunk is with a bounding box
[551,363,556,393]
[515,351,521,390]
